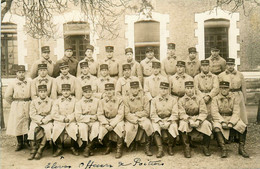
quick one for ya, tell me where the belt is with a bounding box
[158,114,171,119]
[187,112,199,116]
[13,98,31,101]
[91,73,97,76]
[230,88,241,92]
[58,94,75,96]
[201,89,211,93]
[143,74,150,77]
[171,92,184,97]
[214,71,221,75]
[220,112,232,116]
[110,74,118,77]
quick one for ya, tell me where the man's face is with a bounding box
[85,49,93,58]
[105,89,115,97]
[100,69,108,77]
[64,49,73,58]
[146,51,154,59]
[153,67,160,75]
[106,51,113,59]
[42,51,50,60]
[38,69,48,77]
[126,52,133,62]
[160,87,168,96]
[185,86,194,97]
[83,90,92,99]
[123,69,131,78]
[38,90,47,99]
[62,89,71,98]
[227,64,235,72]
[189,52,197,60]
[60,67,69,75]
[220,87,229,96]
[201,65,209,73]
[211,50,220,57]
[16,71,25,80]
[130,87,139,96]
[81,66,89,75]
[176,66,185,74]
[167,49,175,56]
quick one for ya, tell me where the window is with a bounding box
[63,22,90,61]
[134,20,160,62]
[204,19,229,60]
[1,23,18,78]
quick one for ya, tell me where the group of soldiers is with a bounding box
[4,43,249,160]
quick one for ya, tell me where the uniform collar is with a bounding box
[105,57,115,62]
[63,56,74,62]
[200,71,212,78]
[130,92,141,101]
[40,57,52,64]
[81,73,91,79]
[210,55,220,61]
[61,96,72,102]
[105,96,116,102]
[16,78,27,85]
[158,94,169,101]
[84,57,94,62]
[60,73,71,79]
[176,73,185,79]
[184,94,196,101]
[145,57,156,63]
[167,55,177,60]
[225,70,237,75]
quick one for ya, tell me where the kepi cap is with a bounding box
[61,84,71,90]
[100,64,108,70]
[130,81,139,88]
[185,81,194,87]
[80,61,88,68]
[86,44,94,51]
[160,82,169,89]
[226,58,235,64]
[41,46,50,53]
[145,46,154,53]
[152,61,161,68]
[122,64,131,70]
[219,81,230,88]
[38,84,47,91]
[38,64,47,70]
[105,83,115,90]
[168,43,176,49]
[59,62,69,69]
[176,61,185,67]
[105,46,114,52]
[211,46,220,51]
[17,65,26,72]
[125,48,133,54]
[201,60,209,66]
[188,47,197,53]
[82,85,92,92]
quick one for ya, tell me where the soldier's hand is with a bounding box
[227,123,233,128]
[64,118,70,123]
[204,96,211,104]
[42,118,48,124]
[189,119,195,127]
[164,122,171,129]
[222,122,229,130]
[159,122,164,128]
[193,120,200,128]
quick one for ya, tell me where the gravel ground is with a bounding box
[1,123,260,169]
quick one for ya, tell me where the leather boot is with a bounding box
[71,139,79,156]
[115,136,123,159]
[154,133,164,158]
[189,135,197,148]
[238,130,249,158]
[34,136,47,160]
[181,132,191,158]
[144,135,153,156]
[15,135,23,151]
[215,132,227,158]
[83,141,93,157]
[103,140,112,155]
[128,142,135,152]
[202,135,211,156]
[53,138,63,157]
[23,134,30,149]
[168,135,175,156]
[28,141,37,160]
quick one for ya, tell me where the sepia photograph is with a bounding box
[1,0,260,168]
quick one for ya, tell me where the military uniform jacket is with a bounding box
[144,74,169,100]
[77,74,98,98]
[206,55,226,75]
[98,58,122,77]
[95,76,117,99]
[53,56,78,77]
[77,57,99,77]
[120,60,143,84]
[31,75,54,100]
[161,55,178,76]
[51,73,81,100]
[185,58,200,78]
[115,76,142,97]
[5,78,31,136]
[30,58,55,79]
[140,57,160,77]
[169,73,193,97]
[28,97,53,140]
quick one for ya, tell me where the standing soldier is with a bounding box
[115,63,142,97]
[219,58,248,124]
[51,62,81,100]
[150,82,179,158]
[98,46,122,79]
[169,61,193,98]
[5,65,31,151]
[53,46,78,77]
[211,81,249,158]
[97,83,125,159]
[161,43,178,77]
[77,45,99,77]
[140,46,160,82]
[124,81,154,156]
[178,81,212,158]
[185,47,200,78]
[144,61,168,101]
[30,46,55,79]
[75,85,99,157]
[51,84,79,156]
[31,64,54,100]
[95,64,117,99]
[28,85,53,160]
[206,46,226,75]
[194,60,219,118]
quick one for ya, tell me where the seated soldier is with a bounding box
[124,81,154,156]
[97,83,124,159]
[178,81,212,158]
[51,84,79,157]
[28,85,53,160]
[211,81,249,158]
[150,82,179,158]
[75,85,99,157]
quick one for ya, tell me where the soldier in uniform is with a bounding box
[218,58,248,125]
[185,47,200,78]
[5,65,31,151]
[206,46,226,75]
[124,81,154,156]
[211,81,249,158]
[115,63,142,97]
[95,64,117,99]
[121,47,143,84]
[161,43,178,77]
[178,81,212,158]
[30,46,55,79]
[51,84,79,156]
[28,85,53,160]
[150,82,179,158]
[98,46,122,79]
[169,61,193,98]
[75,85,99,157]
[144,61,168,101]
[194,60,219,118]
[77,45,99,77]
[31,64,54,100]
[53,46,78,77]
[140,46,160,82]
[97,83,125,159]
[51,62,81,100]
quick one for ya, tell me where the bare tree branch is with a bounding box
[1,0,13,21]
